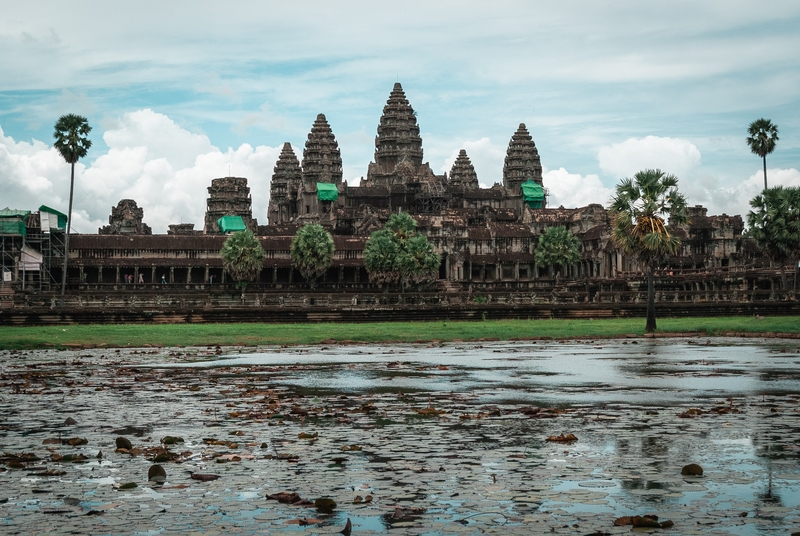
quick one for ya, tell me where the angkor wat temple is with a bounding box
[4,83,792,322]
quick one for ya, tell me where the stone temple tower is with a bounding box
[298,114,343,220]
[204,177,256,233]
[268,143,302,225]
[367,83,433,186]
[502,123,543,194]
[448,149,479,189]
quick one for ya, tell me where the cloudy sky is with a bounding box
[2,1,799,233]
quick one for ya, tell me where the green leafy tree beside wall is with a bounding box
[290,224,335,289]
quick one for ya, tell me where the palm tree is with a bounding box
[53,114,92,296]
[290,224,335,289]
[364,212,440,291]
[220,230,266,298]
[535,226,582,279]
[747,118,779,190]
[609,169,688,333]
[747,186,800,291]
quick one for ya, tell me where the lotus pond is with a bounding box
[1,338,799,535]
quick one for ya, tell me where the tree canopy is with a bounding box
[609,169,688,332]
[535,226,581,273]
[220,230,266,294]
[747,186,800,289]
[53,114,92,297]
[54,114,92,164]
[746,118,779,190]
[290,224,335,288]
[364,212,440,288]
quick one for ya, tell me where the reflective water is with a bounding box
[3,339,799,535]
[177,338,800,406]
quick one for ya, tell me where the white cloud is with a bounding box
[0,112,282,234]
[103,109,214,169]
[597,136,702,180]
[543,167,614,209]
[687,168,800,221]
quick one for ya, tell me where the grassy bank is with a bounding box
[0,316,799,349]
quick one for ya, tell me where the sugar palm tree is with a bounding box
[290,223,335,289]
[364,212,440,291]
[53,114,92,296]
[220,230,266,298]
[747,118,779,190]
[609,169,688,333]
[747,186,800,291]
[535,226,582,279]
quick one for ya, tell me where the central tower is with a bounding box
[367,83,435,186]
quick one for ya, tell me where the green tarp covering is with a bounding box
[39,205,68,230]
[218,215,247,233]
[317,182,339,202]
[0,209,31,218]
[0,219,26,236]
[521,180,545,208]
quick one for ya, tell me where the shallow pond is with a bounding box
[179,338,800,405]
[0,338,799,535]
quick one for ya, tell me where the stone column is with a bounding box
[98,266,102,284]
[272,267,277,284]
[204,266,209,284]
[289,268,293,284]
[115,267,120,284]
[151,266,156,285]
[514,262,520,281]
[169,267,174,284]
[339,266,344,283]
[187,267,191,284]
[79,267,84,285]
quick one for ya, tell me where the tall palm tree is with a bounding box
[53,114,92,296]
[747,118,779,190]
[609,169,688,333]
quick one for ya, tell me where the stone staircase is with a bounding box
[0,286,14,309]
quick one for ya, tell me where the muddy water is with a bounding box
[1,338,799,535]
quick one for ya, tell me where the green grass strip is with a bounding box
[0,316,798,350]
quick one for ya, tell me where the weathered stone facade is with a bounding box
[4,82,765,301]
[204,177,258,234]
[99,199,151,235]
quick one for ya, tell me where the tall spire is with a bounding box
[268,143,302,224]
[449,149,479,189]
[302,114,342,185]
[373,83,423,174]
[503,123,542,192]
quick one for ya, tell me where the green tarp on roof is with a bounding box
[218,215,247,233]
[317,182,339,202]
[521,180,545,209]
[39,205,68,230]
[0,219,26,236]
[0,209,31,218]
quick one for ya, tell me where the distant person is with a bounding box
[138,273,144,284]
[209,275,214,284]
[161,274,167,285]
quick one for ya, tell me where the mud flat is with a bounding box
[1,339,799,535]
